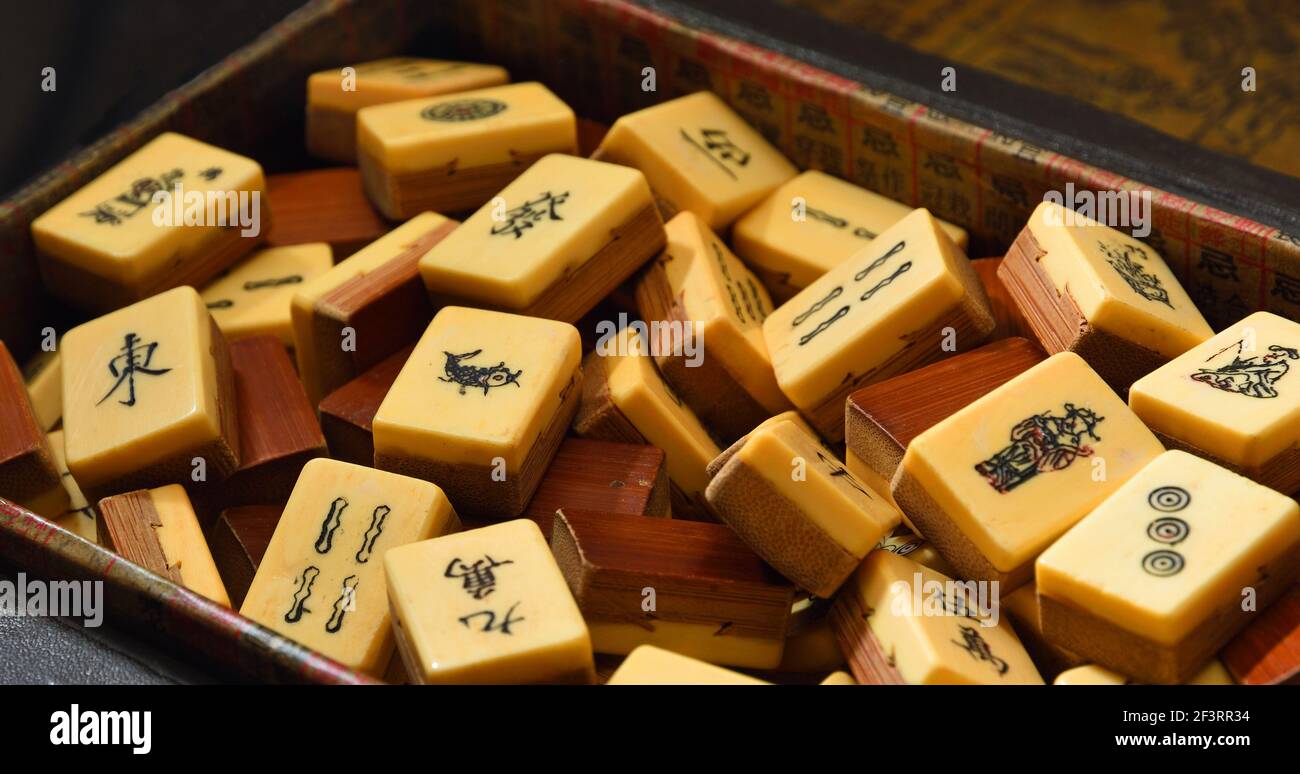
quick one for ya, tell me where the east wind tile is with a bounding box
[61,287,241,503]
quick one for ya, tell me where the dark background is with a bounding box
[2,0,307,199]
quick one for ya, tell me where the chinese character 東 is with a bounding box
[96,332,173,407]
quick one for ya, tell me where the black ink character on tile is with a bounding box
[796,306,849,346]
[975,403,1105,493]
[1147,486,1190,513]
[439,350,523,395]
[860,262,911,302]
[1192,340,1299,399]
[1146,517,1190,546]
[206,299,234,309]
[952,624,1008,675]
[96,333,173,407]
[421,98,507,122]
[816,450,872,499]
[314,497,348,554]
[1097,241,1172,307]
[197,167,222,181]
[445,555,514,600]
[937,589,983,623]
[325,575,359,633]
[877,538,920,557]
[489,190,570,239]
[284,566,320,624]
[853,240,905,282]
[244,274,303,290]
[805,207,848,229]
[1142,550,1184,577]
[354,505,390,564]
[79,169,183,225]
[680,128,749,179]
[459,602,524,635]
[790,239,903,343]
[792,286,842,327]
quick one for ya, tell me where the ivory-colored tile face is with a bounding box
[292,212,451,317]
[845,552,1042,684]
[418,154,653,309]
[595,91,797,228]
[21,429,96,544]
[356,82,575,173]
[308,58,509,113]
[31,132,265,286]
[845,448,902,512]
[240,458,458,675]
[1187,660,1235,685]
[147,484,230,606]
[61,286,226,491]
[875,532,953,577]
[372,307,581,470]
[738,419,899,558]
[903,352,1164,574]
[1054,665,1128,685]
[1025,201,1212,358]
[23,351,62,431]
[1055,659,1232,685]
[97,484,229,605]
[1036,450,1300,648]
[1130,312,1300,467]
[657,212,784,410]
[603,328,720,501]
[820,671,857,685]
[385,520,593,684]
[605,645,770,685]
[733,170,969,288]
[763,208,975,412]
[200,243,333,345]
